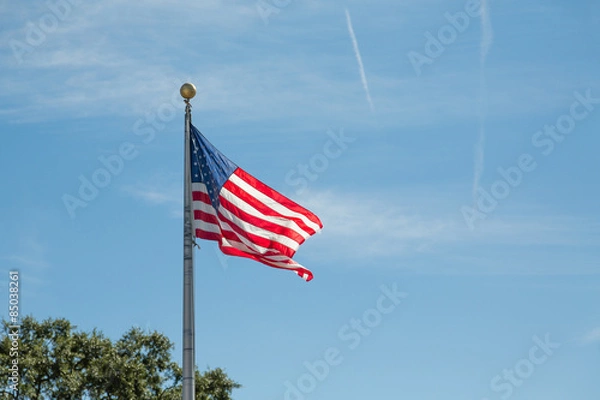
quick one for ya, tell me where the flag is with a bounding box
[189,124,323,281]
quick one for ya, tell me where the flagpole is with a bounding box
[181,83,197,400]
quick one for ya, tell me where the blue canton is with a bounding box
[190,124,238,211]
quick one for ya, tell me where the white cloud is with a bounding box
[2,235,49,270]
[579,327,600,345]
[294,190,600,275]
[123,186,180,206]
[121,175,182,218]
[3,255,48,269]
[1,230,51,297]
[2,0,593,128]
[120,180,600,274]
[297,189,454,257]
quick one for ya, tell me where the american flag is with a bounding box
[189,124,323,281]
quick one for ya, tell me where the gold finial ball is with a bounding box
[180,83,197,100]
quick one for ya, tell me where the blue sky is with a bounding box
[1,0,600,399]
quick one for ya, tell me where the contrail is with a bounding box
[473,0,494,202]
[480,0,494,63]
[345,8,374,111]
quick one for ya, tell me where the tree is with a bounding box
[0,316,240,399]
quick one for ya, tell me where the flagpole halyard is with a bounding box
[181,82,197,400]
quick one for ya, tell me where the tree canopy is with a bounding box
[0,316,240,399]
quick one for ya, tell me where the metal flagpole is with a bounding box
[181,83,197,400]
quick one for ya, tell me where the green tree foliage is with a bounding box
[0,316,240,399]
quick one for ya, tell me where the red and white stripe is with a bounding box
[192,168,323,281]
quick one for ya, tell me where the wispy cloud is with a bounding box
[2,255,48,269]
[124,179,600,274]
[1,235,49,270]
[122,185,180,206]
[1,231,51,296]
[579,327,600,345]
[294,189,600,274]
[1,1,591,129]
[473,0,494,202]
[344,8,374,112]
[298,189,452,256]
[121,175,182,218]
